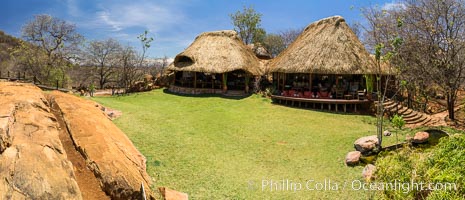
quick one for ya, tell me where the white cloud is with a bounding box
[65,0,81,17]
[97,10,123,31]
[382,1,406,11]
[63,0,207,57]
[94,1,184,33]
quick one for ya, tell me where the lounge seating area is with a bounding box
[271,74,372,113]
[281,88,366,100]
[276,74,368,100]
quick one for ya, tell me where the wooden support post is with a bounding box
[283,73,287,90]
[344,104,347,113]
[276,73,279,91]
[194,72,197,93]
[309,73,312,90]
[222,73,227,94]
[276,73,280,91]
[172,71,176,85]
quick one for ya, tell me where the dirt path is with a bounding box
[49,96,110,200]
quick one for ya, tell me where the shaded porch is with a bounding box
[273,73,375,100]
[170,70,254,95]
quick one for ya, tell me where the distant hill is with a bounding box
[0,30,20,61]
[0,30,21,74]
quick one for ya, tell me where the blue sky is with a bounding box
[1,0,396,58]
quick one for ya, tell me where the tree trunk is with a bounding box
[447,94,455,120]
[407,87,413,109]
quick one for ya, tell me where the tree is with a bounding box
[263,34,285,57]
[363,0,465,121]
[401,0,465,120]
[84,38,122,89]
[118,45,140,92]
[10,41,47,82]
[229,5,266,44]
[279,28,303,48]
[349,22,363,39]
[21,14,83,85]
[137,30,153,68]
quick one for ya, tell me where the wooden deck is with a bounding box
[271,95,371,113]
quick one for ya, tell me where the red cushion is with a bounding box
[289,90,296,96]
[303,91,311,98]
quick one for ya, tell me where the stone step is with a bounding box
[398,107,413,115]
[409,115,429,124]
[382,100,396,107]
[404,113,423,122]
[384,102,399,110]
[420,117,432,125]
[402,111,419,120]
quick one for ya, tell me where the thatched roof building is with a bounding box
[167,30,262,75]
[270,16,376,74]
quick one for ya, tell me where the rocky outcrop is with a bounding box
[354,135,379,155]
[0,83,82,199]
[413,131,430,144]
[383,130,391,136]
[345,151,361,166]
[362,164,376,181]
[159,187,189,200]
[51,91,155,200]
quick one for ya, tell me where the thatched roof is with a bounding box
[167,30,263,75]
[269,16,377,74]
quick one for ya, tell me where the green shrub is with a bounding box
[374,134,465,200]
[375,147,425,199]
[424,135,465,199]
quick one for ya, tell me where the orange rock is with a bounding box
[0,82,82,199]
[159,187,189,200]
[51,91,155,200]
[413,131,429,144]
[345,151,361,166]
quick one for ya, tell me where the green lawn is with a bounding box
[94,90,387,199]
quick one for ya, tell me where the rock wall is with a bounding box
[0,82,82,199]
[51,91,155,200]
[0,82,155,199]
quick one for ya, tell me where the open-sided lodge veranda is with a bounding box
[170,69,255,95]
[271,73,377,112]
